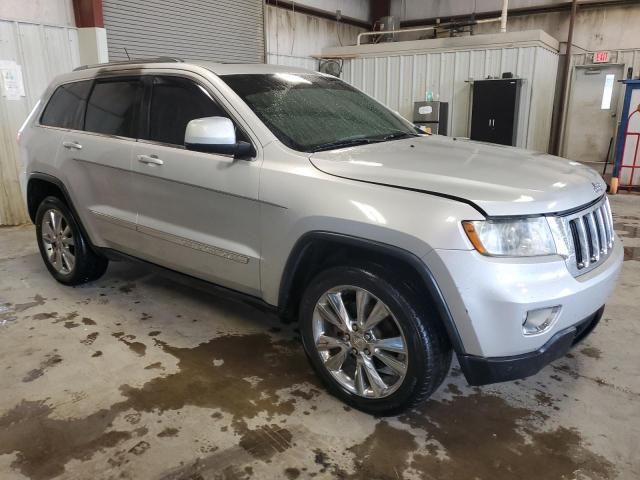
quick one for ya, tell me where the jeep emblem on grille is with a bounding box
[592,182,603,194]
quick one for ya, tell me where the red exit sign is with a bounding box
[593,51,610,63]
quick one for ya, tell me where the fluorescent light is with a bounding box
[601,74,615,110]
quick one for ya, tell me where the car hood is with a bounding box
[309,135,606,216]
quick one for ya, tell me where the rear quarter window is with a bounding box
[40,80,92,129]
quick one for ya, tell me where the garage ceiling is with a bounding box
[102,0,264,63]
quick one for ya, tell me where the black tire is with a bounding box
[299,265,452,416]
[35,196,108,285]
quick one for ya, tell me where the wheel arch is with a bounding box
[277,231,466,354]
[27,173,96,250]
[27,173,73,222]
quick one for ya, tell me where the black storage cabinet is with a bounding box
[470,79,522,146]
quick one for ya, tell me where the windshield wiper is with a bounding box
[311,137,376,152]
[311,130,418,152]
[380,131,419,141]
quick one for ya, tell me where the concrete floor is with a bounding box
[0,194,639,480]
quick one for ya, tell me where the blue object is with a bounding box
[613,79,640,177]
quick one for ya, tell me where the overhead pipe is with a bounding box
[356,17,502,45]
[500,0,509,32]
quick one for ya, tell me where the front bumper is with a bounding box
[424,237,623,358]
[457,306,603,385]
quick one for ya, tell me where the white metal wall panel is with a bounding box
[399,55,413,115]
[452,50,471,136]
[264,5,365,71]
[102,0,264,63]
[0,19,80,225]
[266,53,317,70]
[343,44,558,152]
[526,47,558,152]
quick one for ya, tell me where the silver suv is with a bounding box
[19,59,623,414]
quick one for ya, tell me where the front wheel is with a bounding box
[299,265,452,415]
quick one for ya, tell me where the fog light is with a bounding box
[522,306,561,335]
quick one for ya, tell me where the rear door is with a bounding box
[57,77,143,252]
[130,74,262,295]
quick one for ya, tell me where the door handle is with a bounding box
[62,141,82,150]
[137,154,164,166]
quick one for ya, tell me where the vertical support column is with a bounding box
[72,0,108,65]
[553,0,578,155]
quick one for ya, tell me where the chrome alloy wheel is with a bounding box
[312,286,408,399]
[41,208,76,274]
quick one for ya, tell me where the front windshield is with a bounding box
[221,73,417,152]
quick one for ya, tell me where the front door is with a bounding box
[131,75,261,295]
[563,64,624,169]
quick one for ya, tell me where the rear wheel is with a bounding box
[300,265,451,415]
[35,196,108,285]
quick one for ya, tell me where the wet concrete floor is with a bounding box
[0,193,639,479]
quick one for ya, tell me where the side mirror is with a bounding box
[185,116,256,159]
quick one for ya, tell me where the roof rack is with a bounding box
[73,57,183,71]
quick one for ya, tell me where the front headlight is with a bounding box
[462,217,557,257]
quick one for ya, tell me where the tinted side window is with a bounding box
[40,81,92,129]
[85,79,141,137]
[147,76,228,146]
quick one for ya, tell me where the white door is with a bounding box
[563,64,624,169]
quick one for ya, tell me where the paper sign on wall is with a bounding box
[0,60,26,100]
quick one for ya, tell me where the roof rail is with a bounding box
[73,57,183,71]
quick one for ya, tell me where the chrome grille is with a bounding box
[553,196,615,277]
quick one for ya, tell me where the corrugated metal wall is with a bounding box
[0,19,80,225]
[103,0,264,63]
[265,5,365,70]
[341,45,559,152]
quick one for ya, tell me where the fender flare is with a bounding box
[278,231,466,354]
[27,172,96,250]
[27,172,74,218]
